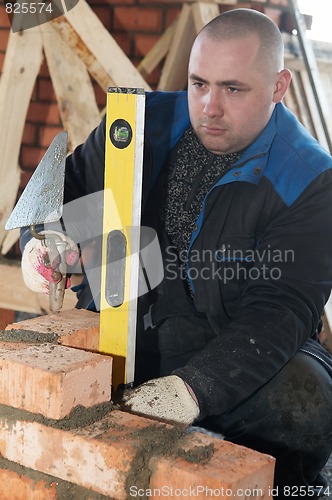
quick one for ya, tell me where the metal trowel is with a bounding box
[5,131,68,312]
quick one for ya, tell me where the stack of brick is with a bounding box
[0,309,275,499]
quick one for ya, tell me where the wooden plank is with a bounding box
[285,53,332,73]
[192,2,220,32]
[52,15,115,93]
[290,71,315,136]
[137,21,178,79]
[284,51,332,147]
[158,4,196,90]
[39,21,101,152]
[1,227,20,256]
[0,28,43,252]
[0,263,77,314]
[300,69,330,151]
[288,0,332,153]
[318,71,332,141]
[63,0,151,90]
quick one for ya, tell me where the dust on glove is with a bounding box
[122,375,200,425]
[21,230,79,294]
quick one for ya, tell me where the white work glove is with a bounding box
[21,230,79,294]
[123,375,200,425]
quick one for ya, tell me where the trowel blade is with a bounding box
[5,131,68,230]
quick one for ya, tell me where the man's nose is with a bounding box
[203,90,224,117]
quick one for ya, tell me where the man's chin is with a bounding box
[200,138,233,155]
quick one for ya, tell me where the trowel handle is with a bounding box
[48,239,68,313]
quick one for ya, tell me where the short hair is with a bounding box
[198,8,285,72]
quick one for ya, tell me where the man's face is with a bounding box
[188,34,278,155]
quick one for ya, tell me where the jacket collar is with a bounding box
[233,103,279,168]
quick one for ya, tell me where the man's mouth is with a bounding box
[201,124,227,135]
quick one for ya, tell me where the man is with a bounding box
[20,9,332,497]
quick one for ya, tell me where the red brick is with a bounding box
[0,28,9,51]
[0,410,275,499]
[0,7,10,28]
[112,31,132,55]
[22,123,37,145]
[134,33,160,57]
[27,102,61,125]
[0,342,112,418]
[0,342,36,350]
[0,458,112,499]
[39,126,65,148]
[6,308,100,352]
[20,144,47,169]
[106,0,135,4]
[19,170,33,192]
[93,82,107,109]
[0,52,5,72]
[0,309,14,330]
[0,468,57,500]
[20,145,47,170]
[150,432,274,499]
[93,5,111,27]
[114,7,163,33]
[38,79,57,102]
[165,7,182,27]
[39,60,51,79]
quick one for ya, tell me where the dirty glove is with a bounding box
[21,230,79,294]
[123,375,200,425]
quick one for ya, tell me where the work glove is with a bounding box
[21,230,79,294]
[122,375,200,425]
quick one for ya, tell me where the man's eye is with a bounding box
[192,82,205,88]
[228,87,239,93]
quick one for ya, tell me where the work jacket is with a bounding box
[50,91,332,418]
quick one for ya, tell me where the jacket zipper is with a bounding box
[300,348,332,373]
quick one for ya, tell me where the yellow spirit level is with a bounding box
[100,87,145,389]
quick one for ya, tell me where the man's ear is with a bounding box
[273,68,292,103]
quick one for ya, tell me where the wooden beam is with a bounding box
[288,0,332,153]
[63,0,151,90]
[290,71,315,136]
[192,2,220,32]
[39,21,101,152]
[0,262,77,314]
[137,20,178,79]
[0,28,43,252]
[52,15,115,93]
[1,228,20,256]
[158,4,196,90]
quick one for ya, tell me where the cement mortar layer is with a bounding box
[0,401,117,431]
[0,456,113,500]
[0,401,219,500]
[0,328,58,344]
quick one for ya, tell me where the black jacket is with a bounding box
[58,91,332,418]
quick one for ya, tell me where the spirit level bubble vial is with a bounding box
[100,87,145,389]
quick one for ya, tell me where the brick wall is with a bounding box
[0,0,290,232]
[0,309,275,499]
